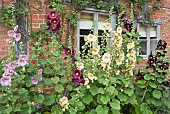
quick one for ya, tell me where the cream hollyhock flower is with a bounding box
[102,53,111,63]
[100,61,107,68]
[87,73,97,83]
[86,34,97,43]
[84,78,89,85]
[59,97,69,107]
[102,23,112,32]
[75,61,84,70]
[127,41,135,50]
[117,27,122,34]
[116,59,123,65]
[119,52,125,61]
[115,70,120,75]
[92,45,100,55]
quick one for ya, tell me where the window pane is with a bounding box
[139,41,147,55]
[98,30,104,36]
[150,26,156,37]
[79,37,89,57]
[139,37,147,40]
[80,29,91,35]
[139,26,147,37]
[80,12,94,21]
[150,40,157,53]
[98,14,109,22]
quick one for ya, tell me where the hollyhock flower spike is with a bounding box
[48,10,58,19]
[0,76,12,86]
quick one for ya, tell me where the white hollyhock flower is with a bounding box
[127,41,135,50]
[86,34,97,43]
[75,61,84,70]
[102,53,111,63]
[92,45,100,55]
[87,73,97,83]
[59,97,69,107]
[117,27,122,34]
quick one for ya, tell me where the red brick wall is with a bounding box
[0,0,170,59]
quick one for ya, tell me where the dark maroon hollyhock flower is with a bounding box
[156,40,167,50]
[156,52,162,58]
[146,65,156,70]
[50,26,58,33]
[63,47,71,55]
[163,81,170,86]
[121,14,125,19]
[163,62,169,70]
[157,39,162,45]
[137,70,144,80]
[51,18,58,24]
[48,10,58,19]
[72,68,82,78]
[47,21,52,26]
[158,65,164,70]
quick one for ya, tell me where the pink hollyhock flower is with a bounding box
[18,55,28,66]
[48,10,58,19]
[6,39,10,44]
[8,61,18,69]
[14,25,18,32]
[7,30,16,38]
[72,68,82,78]
[31,77,42,85]
[0,76,12,86]
[15,33,21,41]
[5,69,17,76]
[38,69,43,75]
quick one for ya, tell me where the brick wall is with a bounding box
[0,0,170,60]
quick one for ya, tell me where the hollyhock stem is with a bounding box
[141,82,148,101]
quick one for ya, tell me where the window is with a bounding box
[137,24,161,58]
[77,9,116,57]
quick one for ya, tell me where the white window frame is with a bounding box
[77,8,116,54]
[137,23,161,59]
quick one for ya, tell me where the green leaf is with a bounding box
[30,53,37,59]
[149,81,157,88]
[69,107,77,114]
[152,90,162,99]
[124,88,134,96]
[44,78,53,85]
[144,74,154,80]
[19,88,28,94]
[0,95,7,103]
[106,86,115,94]
[98,78,109,85]
[52,77,59,84]
[48,58,56,64]
[109,99,120,110]
[89,85,98,96]
[54,64,61,71]
[122,78,131,86]
[140,103,147,111]
[59,77,67,84]
[98,88,105,94]
[82,94,93,104]
[100,95,110,104]
[55,84,64,93]
[51,106,63,114]
[95,105,109,114]
[52,51,59,57]
[43,95,55,106]
[117,94,128,102]
[44,67,52,74]
[34,94,44,103]
[13,102,22,112]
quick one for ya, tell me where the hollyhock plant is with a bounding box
[18,54,28,66]
[0,76,12,86]
[63,47,71,55]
